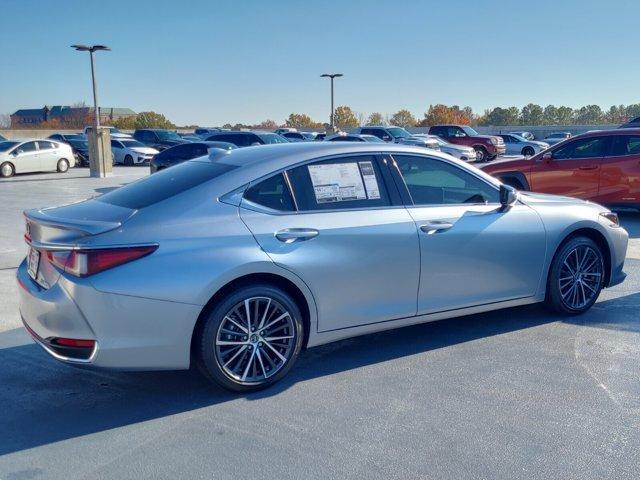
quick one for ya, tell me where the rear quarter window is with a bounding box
[96,161,237,209]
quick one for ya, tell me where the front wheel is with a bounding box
[545,236,605,314]
[196,284,304,392]
[124,155,134,166]
[522,146,535,157]
[57,159,69,173]
[474,146,488,162]
[1,162,15,178]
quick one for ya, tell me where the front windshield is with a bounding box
[69,140,89,149]
[363,135,385,143]
[511,134,527,142]
[387,127,412,139]
[0,141,19,152]
[257,133,289,144]
[121,139,147,148]
[109,127,122,134]
[301,132,316,140]
[156,130,182,141]
[462,126,479,136]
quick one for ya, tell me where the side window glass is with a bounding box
[243,173,295,212]
[610,136,640,156]
[553,138,607,160]
[393,154,499,205]
[19,142,38,153]
[37,141,54,150]
[287,155,390,211]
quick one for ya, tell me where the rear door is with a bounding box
[529,136,608,200]
[239,154,421,332]
[388,153,546,314]
[36,141,58,170]
[597,134,640,206]
[13,141,40,173]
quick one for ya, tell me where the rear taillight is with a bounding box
[46,246,157,277]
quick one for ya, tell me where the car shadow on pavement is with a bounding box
[1,293,639,456]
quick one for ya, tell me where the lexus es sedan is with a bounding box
[18,143,628,392]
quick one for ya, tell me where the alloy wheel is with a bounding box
[558,245,603,310]
[215,296,296,384]
[1,163,14,177]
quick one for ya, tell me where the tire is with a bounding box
[1,162,15,178]
[196,284,305,392]
[124,155,134,166]
[545,236,605,315]
[522,146,535,157]
[474,147,489,162]
[57,159,69,173]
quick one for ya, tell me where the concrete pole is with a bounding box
[89,50,100,128]
[330,76,335,131]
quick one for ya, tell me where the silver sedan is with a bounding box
[18,143,628,391]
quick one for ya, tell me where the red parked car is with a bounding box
[481,129,640,209]
[428,124,506,162]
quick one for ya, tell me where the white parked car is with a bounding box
[412,134,477,161]
[498,134,549,156]
[84,126,132,139]
[0,139,75,177]
[509,131,535,141]
[110,139,159,165]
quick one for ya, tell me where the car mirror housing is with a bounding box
[542,151,553,162]
[500,184,518,209]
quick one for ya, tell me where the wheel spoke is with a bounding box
[263,340,287,362]
[255,347,267,378]
[217,340,248,346]
[261,312,290,332]
[264,335,294,341]
[241,348,256,381]
[563,259,575,276]
[223,345,247,368]
[244,299,252,331]
[224,315,248,334]
[257,298,271,330]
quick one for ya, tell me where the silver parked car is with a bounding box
[411,134,477,161]
[111,138,159,165]
[18,143,628,391]
[544,132,572,145]
[497,134,549,156]
[509,131,535,141]
[0,139,75,177]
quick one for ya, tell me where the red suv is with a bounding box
[428,125,505,162]
[481,129,640,209]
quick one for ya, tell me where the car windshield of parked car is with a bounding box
[121,139,147,148]
[301,133,316,140]
[511,135,527,142]
[461,126,480,136]
[256,133,289,144]
[96,161,238,209]
[155,131,182,141]
[69,139,89,149]
[109,127,123,134]
[362,135,384,143]
[0,141,19,152]
[387,127,412,139]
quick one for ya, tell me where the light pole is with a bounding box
[71,44,112,178]
[71,44,110,127]
[320,73,343,131]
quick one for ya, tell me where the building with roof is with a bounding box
[10,105,136,128]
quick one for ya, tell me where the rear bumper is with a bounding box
[17,259,201,370]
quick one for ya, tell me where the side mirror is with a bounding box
[542,151,553,163]
[500,184,518,209]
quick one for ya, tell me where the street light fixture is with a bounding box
[71,44,111,128]
[320,73,343,131]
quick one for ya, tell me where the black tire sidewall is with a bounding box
[546,236,604,314]
[196,284,304,392]
[474,147,488,162]
[125,155,133,166]
[0,162,15,177]
[57,159,69,172]
[523,147,534,156]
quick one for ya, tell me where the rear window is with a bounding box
[96,161,237,209]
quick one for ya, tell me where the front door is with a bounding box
[12,141,40,173]
[389,153,546,314]
[37,141,58,171]
[529,136,608,200]
[239,154,420,332]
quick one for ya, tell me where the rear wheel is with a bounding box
[196,284,304,392]
[545,236,605,314]
[57,159,69,173]
[0,162,15,178]
[124,155,134,166]
[522,146,535,157]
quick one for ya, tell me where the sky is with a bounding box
[1,0,639,126]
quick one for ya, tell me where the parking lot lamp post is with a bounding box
[71,44,112,178]
[71,44,110,127]
[320,73,343,132]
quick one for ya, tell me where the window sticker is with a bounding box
[358,161,381,200]
[308,163,368,203]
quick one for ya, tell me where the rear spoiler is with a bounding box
[25,208,123,236]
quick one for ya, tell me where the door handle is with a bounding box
[275,228,319,243]
[420,221,454,234]
[578,165,598,170]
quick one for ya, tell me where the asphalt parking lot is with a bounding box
[1,168,639,480]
